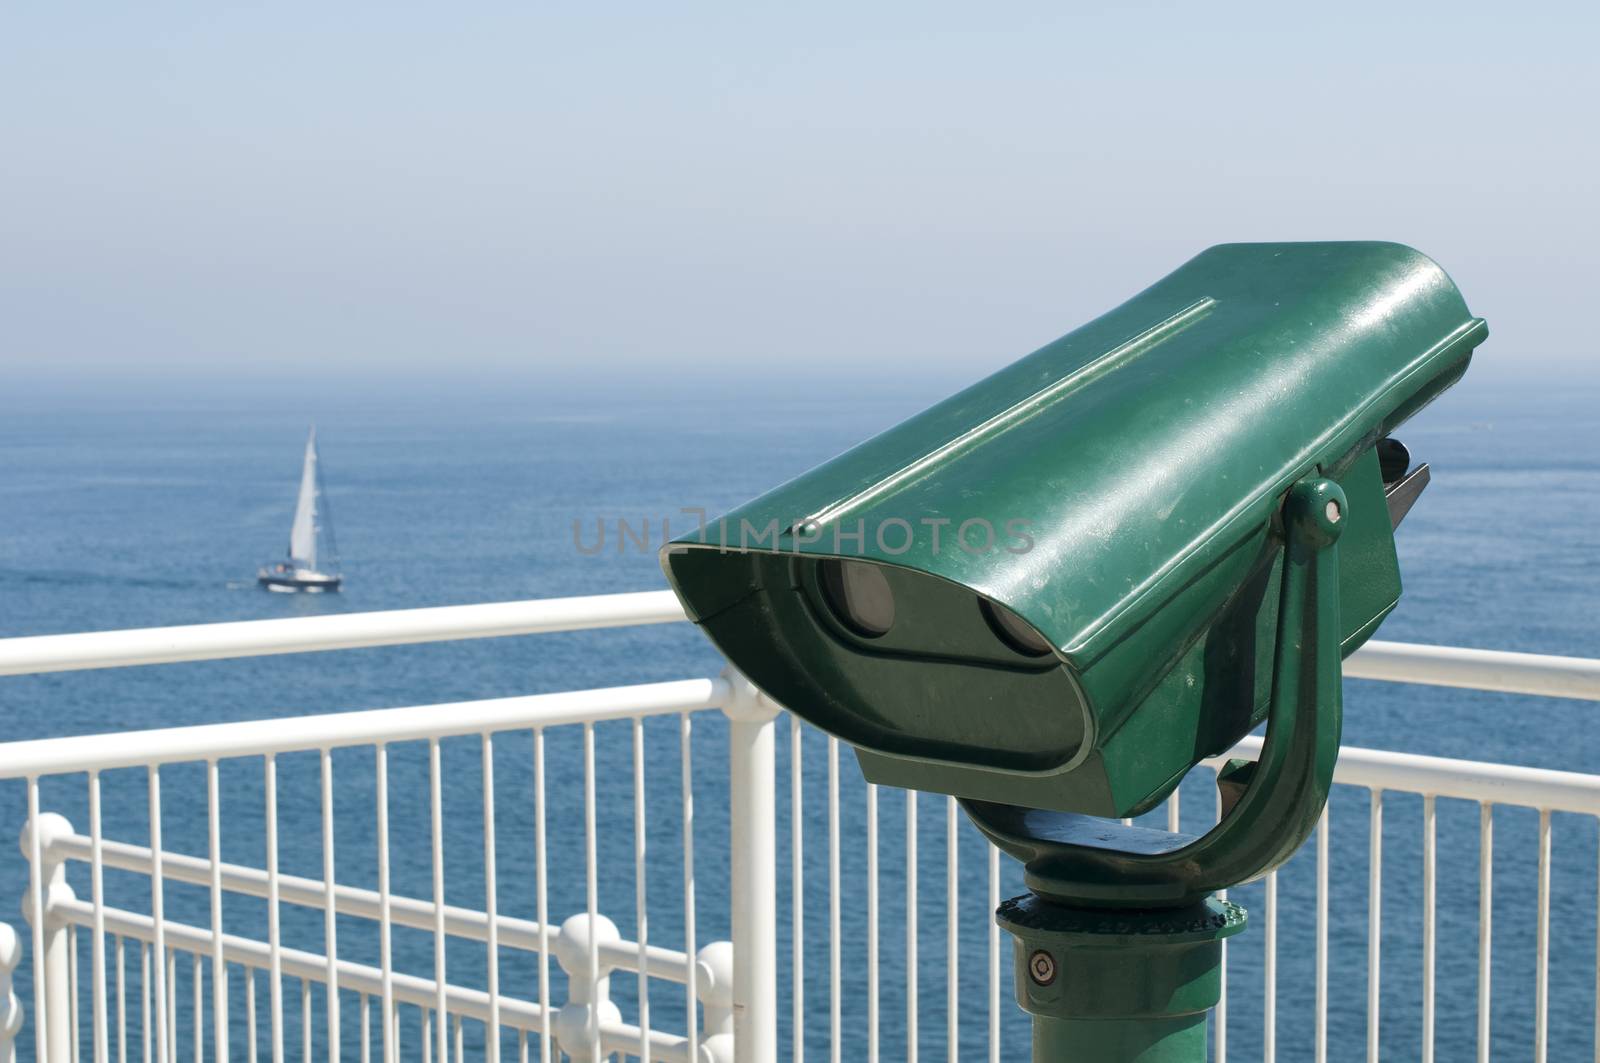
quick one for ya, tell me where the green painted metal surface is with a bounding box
[662,241,1485,819]
[998,893,1245,1062]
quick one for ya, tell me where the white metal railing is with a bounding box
[0,592,777,1063]
[0,591,1597,1063]
[1,665,766,1063]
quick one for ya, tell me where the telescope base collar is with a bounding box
[996,891,1245,1062]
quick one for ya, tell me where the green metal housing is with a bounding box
[662,242,1485,818]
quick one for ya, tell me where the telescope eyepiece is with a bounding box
[980,599,1054,657]
[817,558,896,638]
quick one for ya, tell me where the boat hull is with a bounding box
[258,572,342,593]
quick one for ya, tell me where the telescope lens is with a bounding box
[981,599,1054,657]
[818,559,895,638]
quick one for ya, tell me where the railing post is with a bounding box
[19,814,74,1063]
[1,922,21,1063]
[552,914,622,1063]
[720,668,778,1063]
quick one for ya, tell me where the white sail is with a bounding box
[288,428,319,570]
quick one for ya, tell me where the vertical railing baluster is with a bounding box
[207,761,229,1063]
[1214,782,1227,1063]
[987,844,999,1063]
[1263,870,1277,1063]
[357,995,368,1063]
[192,956,202,1063]
[1478,803,1493,1063]
[867,781,879,1063]
[907,790,918,1063]
[679,713,699,1063]
[1167,789,1181,833]
[1316,805,1330,1063]
[263,756,283,1063]
[531,730,550,1063]
[632,718,650,1063]
[257,752,283,1063]
[481,734,501,1063]
[91,772,109,1063]
[946,796,958,1063]
[421,1012,430,1063]
[1535,808,1551,1063]
[141,944,150,1063]
[146,770,168,1063]
[827,737,840,1063]
[299,977,310,1063]
[70,926,81,1063]
[117,935,127,1063]
[319,749,340,1063]
[790,718,804,1063]
[246,972,256,1063]
[583,721,601,1062]
[1423,794,1437,1063]
[451,1016,462,1063]
[166,949,175,1059]
[428,739,448,1063]
[1367,788,1382,1063]
[374,745,393,1063]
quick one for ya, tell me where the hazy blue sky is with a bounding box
[3,3,1596,385]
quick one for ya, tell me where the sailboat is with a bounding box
[258,427,342,593]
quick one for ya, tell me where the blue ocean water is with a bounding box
[1,369,1597,1060]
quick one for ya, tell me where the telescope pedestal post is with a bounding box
[996,892,1246,1063]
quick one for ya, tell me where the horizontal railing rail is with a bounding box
[0,591,686,676]
[1343,640,1600,701]
[1211,736,1600,815]
[0,677,729,778]
[2,589,1597,703]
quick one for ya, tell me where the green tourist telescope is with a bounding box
[661,242,1485,1061]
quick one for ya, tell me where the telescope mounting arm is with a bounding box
[963,477,1347,909]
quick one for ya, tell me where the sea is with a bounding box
[1,368,1597,1061]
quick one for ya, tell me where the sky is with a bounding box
[2,2,1597,389]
